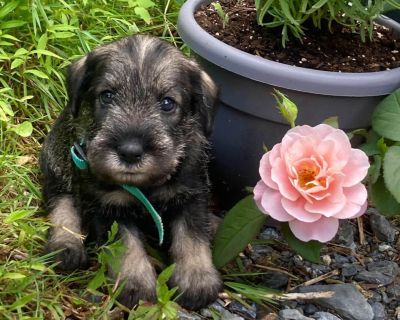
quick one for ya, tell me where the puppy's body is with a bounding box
[40,35,221,310]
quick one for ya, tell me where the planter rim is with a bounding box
[177,0,400,97]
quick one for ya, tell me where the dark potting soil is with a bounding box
[195,0,400,72]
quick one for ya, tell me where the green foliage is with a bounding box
[212,195,267,269]
[224,282,279,305]
[0,0,180,318]
[87,222,125,291]
[362,88,400,216]
[281,223,322,263]
[130,264,180,320]
[255,0,400,46]
[211,2,230,28]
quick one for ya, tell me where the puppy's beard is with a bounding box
[87,151,179,187]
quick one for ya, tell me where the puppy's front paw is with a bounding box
[46,240,88,271]
[170,265,222,310]
[118,276,157,309]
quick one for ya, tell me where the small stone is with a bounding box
[221,309,244,320]
[322,255,332,266]
[262,272,289,289]
[259,227,280,240]
[228,301,257,319]
[303,304,318,316]
[341,264,359,277]
[334,220,356,249]
[369,210,397,243]
[381,291,392,304]
[293,255,304,267]
[369,291,382,303]
[279,309,313,320]
[333,253,349,264]
[370,302,386,320]
[311,311,341,320]
[368,261,399,283]
[298,284,374,320]
[250,245,274,263]
[378,244,392,252]
[201,299,225,317]
[355,270,394,285]
[387,285,400,298]
[178,310,202,320]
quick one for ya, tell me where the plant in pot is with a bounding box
[177,0,400,206]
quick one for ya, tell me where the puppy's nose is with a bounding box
[117,140,143,164]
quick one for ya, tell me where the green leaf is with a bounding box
[9,294,35,310]
[136,0,156,8]
[14,48,28,57]
[11,121,33,137]
[11,58,24,69]
[31,49,63,59]
[212,195,267,269]
[157,263,176,287]
[368,155,382,185]
[323,116,339,129]
[383,146,400,203]
[0,1,20,19]
[281,223,322,263]
[3,272,26,280]
[0,100,14,116]
[5,210,34,223]
[372,89,400,141]
[134,7,151,24]
[107,221,119,243]
[36,33,48,52]
[0,20,27,29]
[24,69,49,79]
[87,266,106,291]
[370,176,400,217]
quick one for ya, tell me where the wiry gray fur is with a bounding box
[40,35,221,310]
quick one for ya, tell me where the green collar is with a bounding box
[71,142,164,245]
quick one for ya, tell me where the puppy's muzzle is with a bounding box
[117,138,144,165]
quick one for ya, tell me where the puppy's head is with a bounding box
[67,35,217,187]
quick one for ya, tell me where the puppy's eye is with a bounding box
[100,91,114,104]
[160,97,176,112]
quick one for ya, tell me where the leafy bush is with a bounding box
[362,88,400,216]
[255,0,400,46]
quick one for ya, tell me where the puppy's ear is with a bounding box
[192,67,219,137]
[66,56,88,117]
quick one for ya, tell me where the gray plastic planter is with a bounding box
[177,0,400,205]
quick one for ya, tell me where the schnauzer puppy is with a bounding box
[40,35,222,310]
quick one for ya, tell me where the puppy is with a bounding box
[40,35,222,310]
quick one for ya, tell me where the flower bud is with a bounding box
[272,89,298,128]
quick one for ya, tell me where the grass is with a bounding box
[0,0,184,318]
[0,1,284,318]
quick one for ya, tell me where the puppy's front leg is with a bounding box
[169,216,222,310]
[46,196,88,271]
[115,225,157,309]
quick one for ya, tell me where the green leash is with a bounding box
[71,142,164,245]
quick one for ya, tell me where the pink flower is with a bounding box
[254,124,370,242]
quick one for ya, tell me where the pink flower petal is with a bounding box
[350,200,368,219]
[342,149,370,187]
[260,186,294,222]
[343,183,368,206]
[304,194,346,217]
[281,197,321,222]
[271,158,299,201]
[334,202,363,219]
[289,216,339,242]
[322,127,352,161]
[259,152,278,190]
